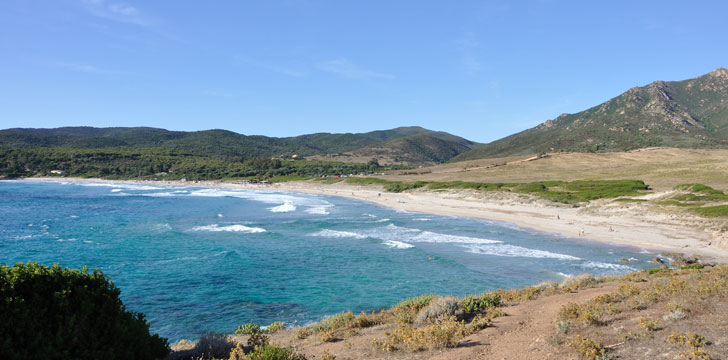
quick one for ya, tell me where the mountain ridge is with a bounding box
[0,125,478,165]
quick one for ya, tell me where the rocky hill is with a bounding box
[454,68,728,160]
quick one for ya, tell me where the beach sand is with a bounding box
[23,177,728,263]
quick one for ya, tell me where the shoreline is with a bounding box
[18,176,728,263]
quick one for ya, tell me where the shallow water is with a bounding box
[0,180,656,341]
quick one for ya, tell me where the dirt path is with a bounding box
[429,286,617,360]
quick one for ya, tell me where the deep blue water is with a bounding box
[0,180,656,341]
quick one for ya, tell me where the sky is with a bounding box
[1,1,727,143]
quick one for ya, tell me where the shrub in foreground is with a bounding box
[245,344,308,360]
[0,262,169,360]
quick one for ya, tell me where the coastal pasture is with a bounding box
[384,148,728,192]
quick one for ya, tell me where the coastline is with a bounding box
[19,176,728,263]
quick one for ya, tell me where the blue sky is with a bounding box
[1,1,726,142]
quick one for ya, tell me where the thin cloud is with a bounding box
[52,62,130,75]
[317,58,394,79]
[234,56,305,77]
[81,0,152,26]
[454,35,483,75]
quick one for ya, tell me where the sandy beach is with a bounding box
[22,177,728,263]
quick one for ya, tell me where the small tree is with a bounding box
[367,158,381,170]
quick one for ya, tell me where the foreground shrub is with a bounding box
[373,317,468,352]
[461,293,501,313]
[189,333,236,359]
[0,262,169,360]
[236,322,263,335]
[559,273,597,291]
[265,321,286,333]
[313,311,355,332]
[245,344,308,360]
[415,296,463,324]
[390,295,434,324]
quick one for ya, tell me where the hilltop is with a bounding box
[454,68,728,160]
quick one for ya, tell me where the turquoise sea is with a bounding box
[0,180,657,341]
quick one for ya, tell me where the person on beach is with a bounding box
[579,228,585,236]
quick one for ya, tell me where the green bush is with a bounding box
[265,321,286,333]
[681,264,705,270]
[461,293,501,313]
[0,262,169,360]
[235,322,262,335]
[245,344,308,360]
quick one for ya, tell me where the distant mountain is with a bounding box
[453,68,728,161]
[0,125,477,164]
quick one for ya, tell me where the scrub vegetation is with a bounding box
[0,262,169,360]
[341,177,649,204]
[655,183,728,217]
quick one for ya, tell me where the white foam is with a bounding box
[128,191,176,197]
[382,240,415,249]
[191,224,266,233]
[373,218,390,223]
[305,205,332,215]
[464,244,581,260]
[312,229,368,239]
[153,223,172,232]
[186,189,333,214]
[269,202,296,213]
[378,224,502,245]
[75,182,162,191]
[217,213,224,218]
[111,188,122,192]
[578,261,635,272]
[413,218,432,221]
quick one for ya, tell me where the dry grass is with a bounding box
[556,264,728,359]
[382,148,728,192]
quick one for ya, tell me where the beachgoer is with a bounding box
[557,214,560,220]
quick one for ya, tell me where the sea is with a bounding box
[0,180,657,341]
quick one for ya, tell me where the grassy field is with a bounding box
[381,148,728,192]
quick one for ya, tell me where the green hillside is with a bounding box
[350,133,475,164]
[0,126,478,179]
[0,126,476,162]
[454,68,728,161]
